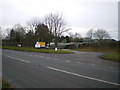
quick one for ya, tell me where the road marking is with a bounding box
[55,58,60,60]
[65,60,70,62]
[29,54,33,56]
[110,67,113,69]
[91,64,96,66]
[24,54,28,55]
[76,62,83,64]
[46,57,51,59]
[75,62,116,73]
[47,66,120,86]
[5,55,30,63]
[39,56,44,58]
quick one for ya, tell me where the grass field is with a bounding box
[72,46,119,62]
[2,46,73,54]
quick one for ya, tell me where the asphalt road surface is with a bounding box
[2,49,119,88]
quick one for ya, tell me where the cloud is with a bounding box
[0,0,118,40]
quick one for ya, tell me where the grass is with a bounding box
[2,46,73,54]
[72,46,118,53]
[0,78,1,89]
[2,79,14,89]
[72,46,119,62]
[100,52,119,62]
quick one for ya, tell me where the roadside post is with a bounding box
[55,47,57,51]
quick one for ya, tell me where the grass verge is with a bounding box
[2,46,73,54]
[71,47,119,62]
[100,52,119,62]
[0,78,1,89]
[2,80,14,88]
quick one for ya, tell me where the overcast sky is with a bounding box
[0,0,119,40]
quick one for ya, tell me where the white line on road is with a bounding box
[76,62,84,64]
[75,62,116,73]
[39,56,44,58]
[110,67,113,69]
[47,66,120,86]
[65,60,71,62]
[29,54,33,56]
[5,55,30,63]
[46,57,51,59]
[91,64,96,66]
[24,54,28,55]
[54,58,60,60]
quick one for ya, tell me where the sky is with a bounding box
[0,0,119,40]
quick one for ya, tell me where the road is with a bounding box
[2,49,119,88]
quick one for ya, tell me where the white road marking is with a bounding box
[5,55,30,63]
[47,66,120,86]
[55,58,60,60]
[24,54,28,55]
[29,54,33,56]
[46,57,51,59]
[110,67,113,69]
[91,64,96,66]
[39,56,44,58]
[65,60,70,62]
[75,62,116,73]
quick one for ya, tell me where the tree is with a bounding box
[9,29,16,41]
[74,33,82,42]
[44,13,71,47]
[13,24,26,42]
[7,24,26,43]
[86,29,94,43]
[86,29,94,39]
[26,17,41,33]
[0,27,5,40]
[25,30,35,47]
[93,29,111,40]
[25,30,35,41]
[0,27,2,40]
[0,27,2,46]
[68,32,75,42]
[35,24,52,44]
[68,32,82,42]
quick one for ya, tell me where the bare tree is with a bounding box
[0,27,2,46]
[44,13,71,47]
[13,24,26,36]
[86,29,94,43]
[73,33,82,42]
[44,14,53,34]
[11,24,27,43]
[26,17,41,33]
[68,32,75,42]
[0,27,2,39]
[68,32,82,42]
[93,29,111,40]
[86,29,94,39]
[74,33,82,38]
